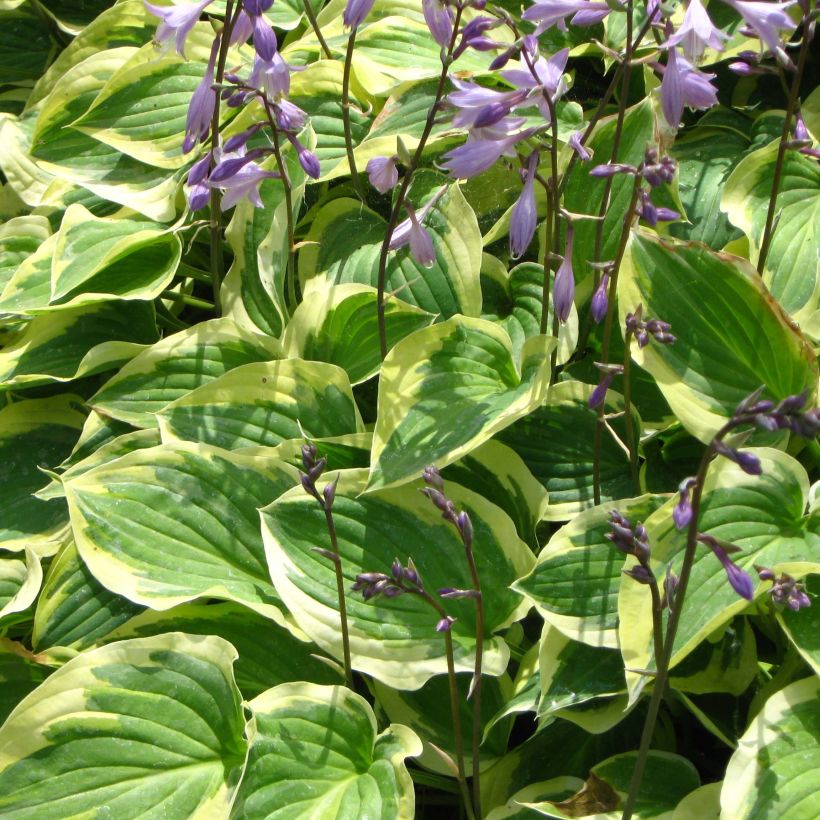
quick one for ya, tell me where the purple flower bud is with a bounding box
[301,442,318,470]
[590,163,636,178]
[182,39,219,153]
[382,584,404,598]
[223,125,263,153]
[714,441,762,476]
[343,0,375,27]
[323,477,337,509]
[663,567,678,609]
[436,615,456,632]
[423,0,454,47]
[624,565,654,584]
[366,155,399,194]
[244,0,273,14]
[553,226,575,323]
[568,131,591,161]
[230,9,254,45]
[673,477,696,530]
[590,272,609,324]
[308,457,327,482]
[300,473,320,498]
[697,533,755,600]
[187,182,211,211]
[489,46,515,70]
[299,148,321,179]
[457,511,473,550]
[253,15,278,61]
[421,487,450,513]
[756,566,776,582]
[510,152,538,259]
[422,465,445,490]
[187,151,212,186]
[588,371,614,410]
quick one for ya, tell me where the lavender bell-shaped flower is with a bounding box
[721,0,797,65]
[423,0,454,47]
[510,152,539,259]
[145,0,212,57]
[185,151,212,211]
[588,363,622,409]
[344,0,376,28]
[666,0,729,62]
[590,272,609,324]
[406,204,436,268]
[697,533,755,600]
[522,0,611,34]
[673,477,696,530]
[661,47,718,129]
[553,226,575,323]
[183,39,219,153]
[366,155,399,193]
[568,131,591,161]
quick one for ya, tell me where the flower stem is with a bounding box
[302,0,333,59]
[593,175,642,505]
[343,27,366,201]
[622,330,640,494]
[539,178,553,336]
[465,556,484,818]
[322,502,354,689]
[375,6,464,359]
[207,0,238,314]
[756,15,811,275]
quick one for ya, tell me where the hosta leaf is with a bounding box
[261,469,534,689]
[722,141,820,318]
[496,381,641,520]
[525,751,699,818]
[0,7,53,84]
[222,149,306,337]
[441,439,548,549]
[233,683,421,819]
[368,317,553,492]
[298,185,482,322]
[0,395,85,554]
[49,204,181,306]
[64,442,298,622]
[90,318,281,429]
[272,432,372,472]
[514,494,667,648]
[104,603,341,698]
[158,359,363,450]
[619,230,818,442]
[0,301,158,390]
[483,779,584,820]
[0,215,50,293]
[619,449,817,694]
[374,673,513,775]
[74,27,237,170]
[0,110,55,208]
[721,677,819,820]
[0,634,248,817]
[33,541,144,652]
[282,283,435,385]
[0,549,42,627]
[777,574,819,674]
[0,646,51,726]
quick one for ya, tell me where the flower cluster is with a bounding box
[756,567,811,611]
[606,511,656,586]
[625,307,677,347]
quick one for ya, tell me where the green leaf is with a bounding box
[32,540,144,652]
[64,442,298,623]
[0,301,158,390]
[104,603,342,699]
[496,381,642,520]
[721,677,820,819]
[514,494,667,647]
[0,110,55,208]
[669,126,748,250]
[0,216,51,293]
[158,359,363,450]
[369,317,553,492]
[0,395,85,555]
[0,645,51,726]
[0,549,42,628]
[0,634,248,818]
[298,185,483,322]
[49,204,181,306]
[282,283,435,385]
[618,230,818,442]
[90,318,281,429]
[721,141,820,318]
[619,449,817,693]
[261,469,534,689]
[0,8,53,84]
[233,682,421,819]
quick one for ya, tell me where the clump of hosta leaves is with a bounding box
[0,0,818,817]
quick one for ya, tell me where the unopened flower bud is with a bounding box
[422,465,445,489]
[436,615,456,632]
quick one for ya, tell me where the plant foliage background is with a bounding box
[0,0,818,816]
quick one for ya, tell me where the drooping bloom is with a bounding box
[568,131,591,161]
[522,0,611,34]
[502,48,570,122]
[697,533,755,600]
[344,0,376,28]
[666,0,729,62]
[252,15,278,61]
[366,155,399,193]
[510,152,539,259]
[590,272,610,324]
[213,161,279,209]
[673,477,697,530]
[447,78,529,130]
[390,200,437,268]
[248,51,293,100]
[660,47,719,129]
[553,226,575,323]
[183,39,219,153]
[185,151,213,211]
[713,441,762,475]
[588,363,622,409]
[423,0,454,47]
[145,0,212,57]
[757,567,811,611]
[441,126,533,179]
[721,0,797,63]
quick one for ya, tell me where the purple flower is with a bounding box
[145,0,212,57]
[244,0,273,13]
[697,533,755,600]
[436,615,456,632]
[441,129,531,179]
[209,150,279,209]
[757,568,811,610]
[588,364,622,409]
[230,9,254,45]
[590,163,636,178]
[673,477,696,530]
[182,39,219,153]
[252,15,278,61]
[522,0,611,34]
[638,190,680,227]
[367,155,399,193]
[502,49,569,121]
[590,272,609,324]
[510,152,539,259]
[448,79,529,131]
[553,226,575,323]
[568,131,591,161]
[273,99,307,132]
[660,47,718,129]
[666,0,729,61]
[390,193,440,257]
[423,0,454,47]
[344,0,375,28]
[422,465,445,490]
[390,202,436,268]
[713,441,763,475]
[291,138,321,179]
[721,0,797,64]
[248,51,292,99]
